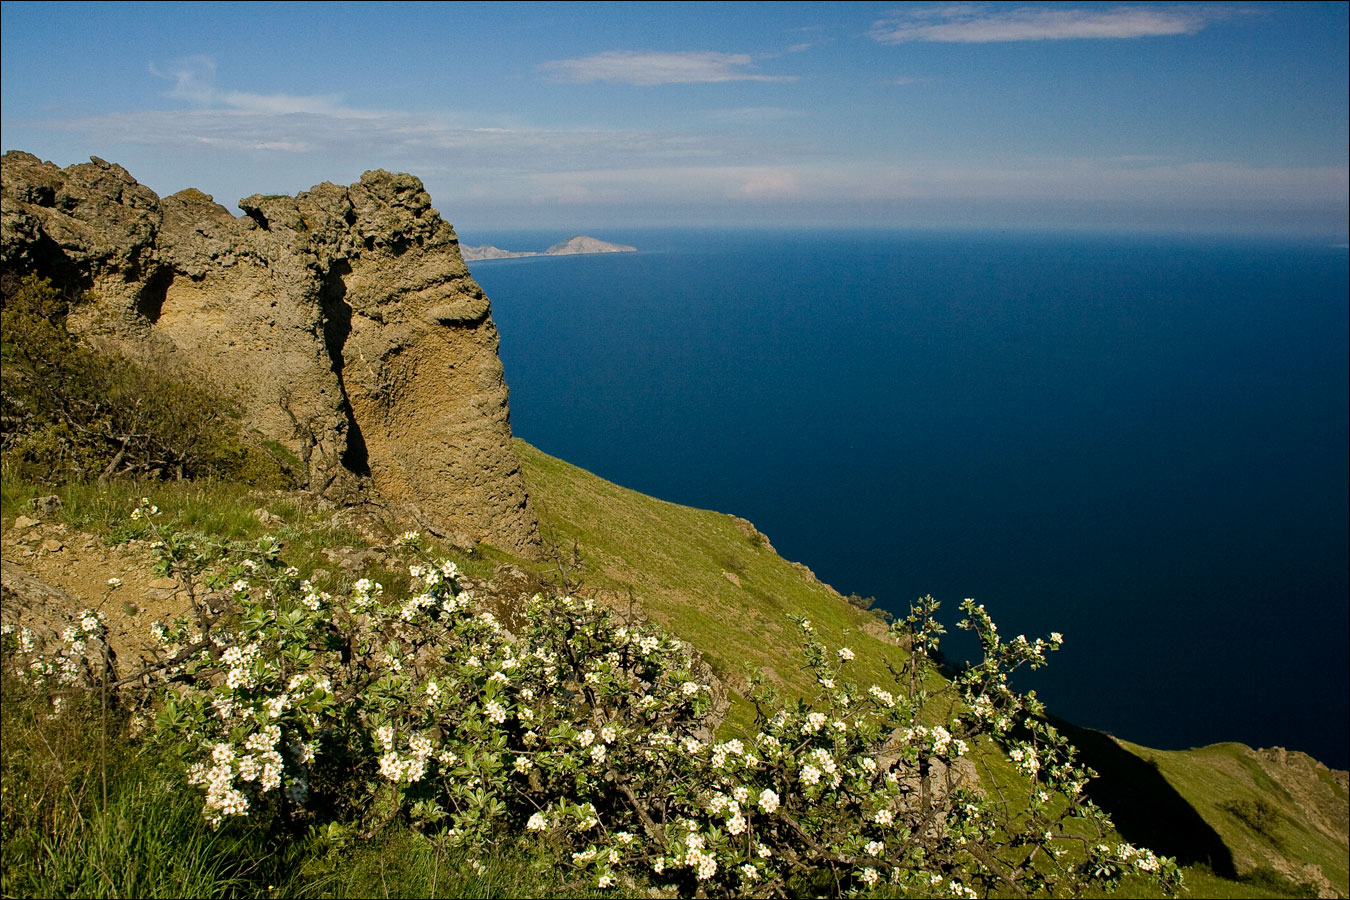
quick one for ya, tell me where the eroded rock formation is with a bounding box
[1,152,539,556]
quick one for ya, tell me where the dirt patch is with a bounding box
[2,517,194,671]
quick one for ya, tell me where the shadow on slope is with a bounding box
[1057,719,1237,878]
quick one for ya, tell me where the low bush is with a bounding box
[1221,798,1280,842]
[0,500,1182,898]
[0,274,291,486]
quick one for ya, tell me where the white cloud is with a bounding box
[538,51,796,85]
[513,157,1347,214]
[911,158,1348,208]
[219,91,352,117]
[37,58,1347,229]
[522,166,808,204]
[735,168,801,198]
[150,54,357,117]
[871,4,1213,44]
[50,106,751,172]
[149,55,218,104]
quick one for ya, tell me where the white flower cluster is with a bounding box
[222,641,262,690]
[298,579,330,612]
[868,684,896,708]
[676,831,718,881]
[349,577,383,612]
[709,739,745,769]
[902,724,969,759]
[7,609,111,689]
[45,510,1176,899]
[377,729,435,784]
[129,499,158,520]
[1008,743,1041,776]
[188,743,251,826]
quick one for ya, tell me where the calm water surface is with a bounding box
[468,229,1349,769]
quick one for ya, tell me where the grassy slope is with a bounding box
[517,441,1345,899]
[1115,740,1349,897]
[516,439,912,730]
[4,447,1343,899]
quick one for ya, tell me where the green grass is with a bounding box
[517,440,913,728]
[286,829,614,899]
[0,671,290,898]
[3,450,1343,899]
[1113,740,1348,898]
[0,667,608,899]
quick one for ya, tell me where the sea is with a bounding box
[464,228,1349,770]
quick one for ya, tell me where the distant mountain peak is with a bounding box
[544,235,637,255]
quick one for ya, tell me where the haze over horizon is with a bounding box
[2,1,1346,238]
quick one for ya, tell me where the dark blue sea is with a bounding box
[465,228,1350,770]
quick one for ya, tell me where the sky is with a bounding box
[2,1,1347,236]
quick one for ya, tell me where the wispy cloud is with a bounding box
[149,55,218,104]
[884,77,928,86]
[50,105,764,172]
[521,166,809,205]
[40,54,1346,229]
[871,4,1214,44]
[150,54,360,117]
[74,56,781,170]
[518,157,1348,214]
[538,51,796,85]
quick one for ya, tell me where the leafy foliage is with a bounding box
[2,501,1182,898]
[1221,799,1280,842]
[0,274,290,484]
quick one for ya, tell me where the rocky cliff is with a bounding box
[1,152,539,556]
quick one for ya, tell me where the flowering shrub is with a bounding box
[1,502,1181,897]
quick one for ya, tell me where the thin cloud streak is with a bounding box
[43,99,1346,214]
[45,107,763,172]
[871,5,1213,44]
[538,51,797,85]
[151,54,360,117]
[29,55,1345,230]
[495,159,1348,213]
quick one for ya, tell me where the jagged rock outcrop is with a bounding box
[1,152,540,556]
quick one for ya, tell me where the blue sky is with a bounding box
[2,1,1346,236]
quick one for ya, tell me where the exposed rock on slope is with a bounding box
[1,152,539,556]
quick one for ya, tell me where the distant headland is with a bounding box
[459,234,637,261]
